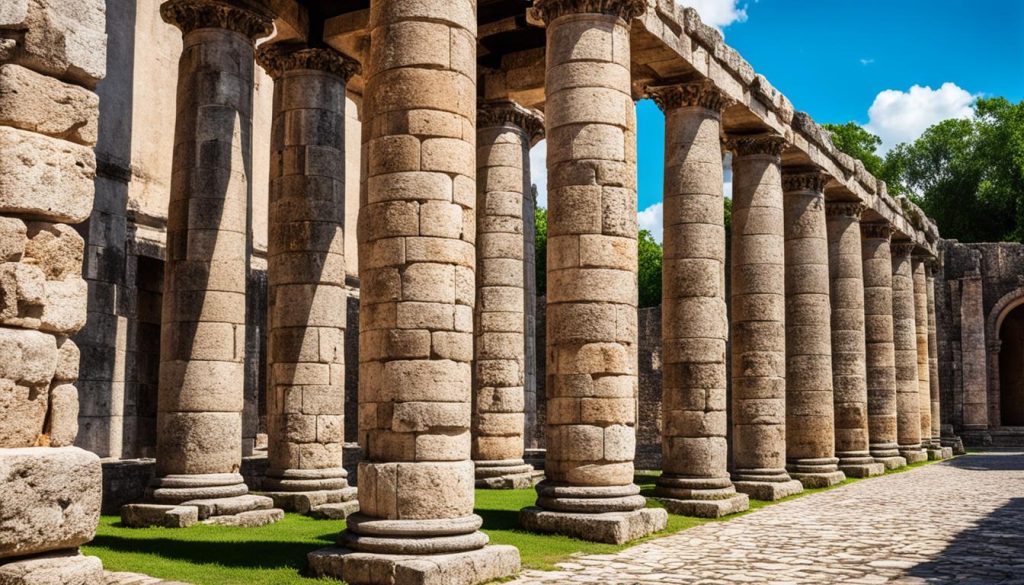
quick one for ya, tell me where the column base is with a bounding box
[732,469,804,501]
[307,545,520,585]
[940,433,966,455]
[519,507,667,544]
[926,448,945,461]
[872,455,907,470]
[960,429,991,448]
[786,458,846,488]
[122,474,283,528]
[653,475,749,517]
[656,493,749,518]
[264,487,358,515]
[837,452,886,478]
[899,447,929,464]
[262,467,357,516]
[0,549,103,584]
[474,459,543,490]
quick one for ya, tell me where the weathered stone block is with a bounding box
[0,127,96,223]
[39,277,86,335]
[0,378,47,448]
[0,549,104,585]
[307,545,520,585]
[0,217,26,261]
[0,65,100,145]
[0,327,56,385]
[0,446,101,558]
[23,222,83,280]
[2,0,107,86]
[519,507,667,544]
[46,382,77,447]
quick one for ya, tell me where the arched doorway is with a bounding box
[1000,303,1024,426]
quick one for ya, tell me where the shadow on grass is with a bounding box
[89,532,336,571]
[476,507,523,531]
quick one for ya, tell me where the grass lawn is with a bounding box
[84,458,943,584]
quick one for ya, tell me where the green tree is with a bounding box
[534,206,547,296]
[823,122,886,178]
[637,229,662,308]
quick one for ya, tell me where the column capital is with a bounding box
[726,134,788,158]
[647,79,733,114]
[534,0,647,24]
[160,0,274,41]
[825,201,866,220]
[782,169,830,194]
[891,241,917,257]
[256,43,361,81]
[478,100,545,144]
[861,221,896,240]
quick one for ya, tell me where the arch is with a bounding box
[987,287,1024,345]
[987,288,1024,428]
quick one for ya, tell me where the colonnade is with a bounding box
[120,0,949,583]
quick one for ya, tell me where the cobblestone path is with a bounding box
[510,452,1024,584]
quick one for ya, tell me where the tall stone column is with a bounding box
[307,2,520,583]
[925,262,951,458]
[519,0,667,543]
[860,223,905,469]
[891,242,928,463]
[256,43,360,516]
[825,203,884,478]
[912,255,940,459]
[647,80,748,517]
[782,171,845,488]
[123,0,282,526]
[727,135,804,501]
[959,272,990,445]
[473,100,543,489]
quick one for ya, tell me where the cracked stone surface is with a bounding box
[508,452,1024,584]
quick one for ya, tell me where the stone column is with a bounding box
[307,2,520,584]
[825,202,884,478]
[647,80,748,517]
[472,100,543,489]
[891,242,927,463]
[727,135,804,501]
[518,0,667,543]
[960,272,990,445]
[913,255,940,459]
[125,0,280,525]
[860,223,905,469]
[781,171,845,489]
[256,43,360,516]
[925,261,951,458]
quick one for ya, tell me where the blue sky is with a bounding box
[532,0,1024,241]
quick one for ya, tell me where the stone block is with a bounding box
[0,549,104,585]
[789,470,846,489]
[0,446,101,559]
[0,327,56,386]
[310,500,360,520]
[201,508,284,527]
[0,65,100,145]
[39,277,87,335]
[23,222,84,280]
[733,479,804,501]
[0,378,47,448]
[0,127,95,223]
[46,383,77,447]
[120,503,198,529]
[180,494,272,520]
[0,217,26,261]
[656,493,749,518]
[839,462,886,478]
[2,0,107,86]
[53,337,78,381]
[873,455,907,470]
[265,487,357,514]
[901,450,928,464]
[307,545,520,585]
[519,507,667,544]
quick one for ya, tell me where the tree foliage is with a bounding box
[534,206,547,296]
[637,229,662,308]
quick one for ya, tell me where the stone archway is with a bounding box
[986,288,1024,428]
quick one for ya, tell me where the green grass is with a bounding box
[84,458,945,584]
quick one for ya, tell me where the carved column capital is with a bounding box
[861,221,896,240]
[534,0,647,24]
[478,100,545,145]
[160,0,274,41]
[782,170,830,194]
[726,134,788,158]
[256,43,361,81]
[825,201,866,220]
[647,79,733,114]
[891,241,917,257]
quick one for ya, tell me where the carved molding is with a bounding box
[647,79,733,114]
[726,134,788,158]
[534,0,647,24]
[825,201,866,220]
[160,0,274,41]
[782,170,830,194]
[478,101,545,144]
[256,44,361,81]
[891,241,917,257]
[861,222,896,240]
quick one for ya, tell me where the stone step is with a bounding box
[201,508,284,527]
[181,494,273,520]
[310,500,360,520]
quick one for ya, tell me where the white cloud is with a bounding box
[865,82,977,152]
[529,140,547,209]
[638,202,664,243]
[680,0,748,30]
[859,58,875,66]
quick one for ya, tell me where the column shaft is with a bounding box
[258,44,358,510]
[472,101,542,489]
[151,0,273,504]
[728,135,804,501]
[860,223,905,468]
[648,81,747,517]
[826,203,883,477]
[926,264,943,447]
[892,243,927,462]
[912,256,936,455]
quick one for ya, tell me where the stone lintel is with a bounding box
[519,507,667,544]
[656,494,749,518]
[733,479,804,501]
[789,471,847,489]
[838,462,886,478]
[307,545,521,585]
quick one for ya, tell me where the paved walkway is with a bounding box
[510,452,1024,584]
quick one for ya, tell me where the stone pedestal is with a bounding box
[727,135,804,501]
[521,0,665,542]
[646,80,747,517]
[472,101,543,490]
[891,243,927,463]
[782,171,845,489]
[826,203,885,479]
[861,223,907,470]
[255,42,360,516]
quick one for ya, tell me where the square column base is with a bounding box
[926,448,945,461]
[940,447,954,459]
[0,550,104,584]
[839,462,886,478]
[656,493,749,518]
[518,507,667,544]
[733,479,804,501]
[873,456,907,470]
[264,487,358,514]
[475,471,544,490]
[790,470,846,489]
[901,450,929,464]
[307,545,520,585]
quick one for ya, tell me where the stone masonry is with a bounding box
[891,242,928,463]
